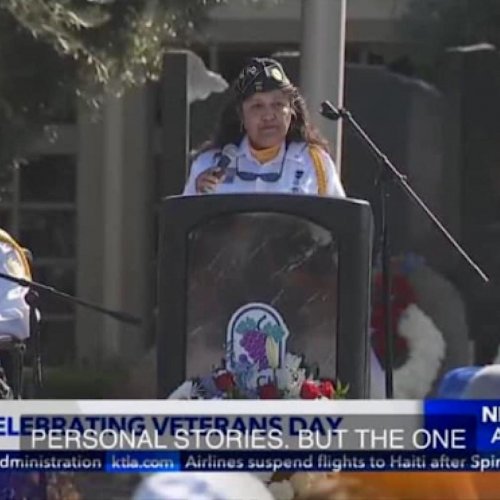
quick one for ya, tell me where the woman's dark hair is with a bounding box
[195,84,330,155]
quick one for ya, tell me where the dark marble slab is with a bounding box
[184,213,339,379]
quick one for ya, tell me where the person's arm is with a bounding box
[183,153,205,195]
[0,242,30,340]
[183,150,225,195]
[319,148,346,198]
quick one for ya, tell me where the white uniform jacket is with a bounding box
[183,136,345,198]
[0,230,31,341]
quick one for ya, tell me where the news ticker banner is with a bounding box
[0,450,499,473]
[0,400,498,473]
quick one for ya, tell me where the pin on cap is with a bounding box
[236,57,292,99]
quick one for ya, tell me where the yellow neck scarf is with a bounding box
[249,144,281,164]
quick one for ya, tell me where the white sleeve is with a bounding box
[0,243,30,340]
[183,150,218,195]
[320,149,346,198]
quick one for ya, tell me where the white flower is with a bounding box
[285,353,303,371]
[394,304,446,399]
[167,381,194,399]
[493,345,500,365]
[275,353,307,398]
[275,368,289,390]
[268,480,294,500]
[285,369,306,399]
[266,338,280,369]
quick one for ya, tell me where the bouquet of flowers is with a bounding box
[169,352,348,401]
[168,302,348,400]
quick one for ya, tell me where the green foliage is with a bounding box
[0,0,226,167]
[0,0,280,168]
[0,9,75,168]
[1,0,225,95]
[334,380,349,399]
[1,0,281,104]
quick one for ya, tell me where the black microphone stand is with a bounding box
[320,101,489,399]
[0,271,141,397]
[0,271,141,500]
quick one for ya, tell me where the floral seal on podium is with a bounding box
[168,303,348,400]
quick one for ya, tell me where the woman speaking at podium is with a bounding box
[183,57,344,198]
[183,57,385,399]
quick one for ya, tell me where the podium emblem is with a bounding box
[226,302,289,371]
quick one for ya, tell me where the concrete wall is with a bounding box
[75,86,156,366]
[205,0,412,43]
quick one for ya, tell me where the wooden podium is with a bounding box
[156,194,373,398]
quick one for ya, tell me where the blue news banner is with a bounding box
[0,400,499,473]
[0,450,500,473]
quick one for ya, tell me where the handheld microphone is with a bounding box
[320,100,343,121]
[213,144,238,178]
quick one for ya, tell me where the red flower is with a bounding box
[372,303,409,364]
[258,383,280,399]
[373,273,417,311]
[214,371,235,392]
[319,379,336,399]
[300,380,322,399]
[371,271,415,364]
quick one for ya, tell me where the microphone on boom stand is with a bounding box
[319,99,489,398]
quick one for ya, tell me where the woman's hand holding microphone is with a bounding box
[195,145,238,194]
[195,167,226,193]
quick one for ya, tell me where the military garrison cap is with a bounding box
[235,57,292,99]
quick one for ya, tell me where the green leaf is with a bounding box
[261,322,285,342]
[333,380,349,399]
[236,317,256,333]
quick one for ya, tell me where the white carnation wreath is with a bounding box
[493,346,500,365]
[393,304,446,399]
